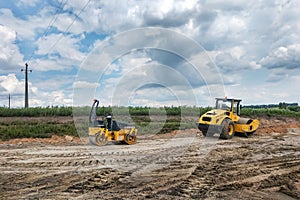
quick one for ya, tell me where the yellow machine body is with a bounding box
[198,98,259,139]
[88,99,137,146]
[88,126,137,145]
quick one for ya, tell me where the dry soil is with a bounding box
[0,117,299,199]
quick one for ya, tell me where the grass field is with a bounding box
[0,106,299,140]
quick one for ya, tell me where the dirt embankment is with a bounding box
[0,135,87,145]
[255,116,300,134]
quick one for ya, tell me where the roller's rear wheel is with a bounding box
[124,133,137,145]
[90,132,108,146]
[220,119,235,139]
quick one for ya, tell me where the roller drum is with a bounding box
[237,118,253,125]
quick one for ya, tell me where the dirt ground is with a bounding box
[0,117,299,199]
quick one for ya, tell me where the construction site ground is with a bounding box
[0,117,299,199]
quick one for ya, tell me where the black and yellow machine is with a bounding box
[88,99,137,146]
[198,98,259,139]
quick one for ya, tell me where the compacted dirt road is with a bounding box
[0,126,299,199]
[0,130,299,199]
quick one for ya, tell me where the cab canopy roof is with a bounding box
[216,98,242,102]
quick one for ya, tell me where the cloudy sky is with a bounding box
[0,0,299,107]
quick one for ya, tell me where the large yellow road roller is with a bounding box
[198,98,259,139]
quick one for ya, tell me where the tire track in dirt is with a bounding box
[0,137,199,199]
[0,129,299,199]
[159,133,300,199]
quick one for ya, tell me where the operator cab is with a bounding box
[215,98,242,116]
[105,115,121,131]
[89,99,122,131]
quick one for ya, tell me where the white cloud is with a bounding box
[0,73,73,107]
[0,74,23,94]
[260,44,300,70]
[53,12,86,35]
[29,58,71,71]
[35,33,86,60]
[208,15,247,39]
[108,52,152,75]
[228,46,244,60]
[215,50,261,73]
[0,73,40,107]
[249,61,261,70]
[226,75,300,105]
[0,25,24,69]
[1,0,300,106]
[73,81,100,89]
[0,8,48,40]
[205,0,251,11]
[50,90,71,105]
[23,33,87,71]
[26,90,72,107]
[16,0,41,7]
[93,53,224,107]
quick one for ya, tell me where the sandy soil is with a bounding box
[0,117,299,199]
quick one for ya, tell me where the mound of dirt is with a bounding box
[0,135,88,145]
[256,116,300,134]
[152,116,300,139]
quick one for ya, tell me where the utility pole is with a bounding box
[8,93,11,109]
[21,63,32,108]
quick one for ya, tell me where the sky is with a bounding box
[0,0,299,108]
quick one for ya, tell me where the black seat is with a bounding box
[97,120,105,128]
[112,120,121,131]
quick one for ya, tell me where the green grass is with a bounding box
[0,106,211,117]
[0,116,195,140]
[130,115,197,135]
[241,107,300,117]
[0,106,74,117]
[0,106,299,140]
[0,120,78,141]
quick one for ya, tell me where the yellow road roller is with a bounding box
[198,98,259,139]
[88,99,137,146]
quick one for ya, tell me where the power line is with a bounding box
[43,0,68,36]
[27,0,92,67]
[37,0,92,57]
[27,0,68,64]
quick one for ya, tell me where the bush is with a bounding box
[0,120,78,140]
[0,106,73,117]
[288,106,300,112]
[241,108,300,117]
[1,105,299,140]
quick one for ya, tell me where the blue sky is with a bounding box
[0,0,299,107]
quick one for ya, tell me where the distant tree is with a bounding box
[288,106,300,112]
[279,102,287,109]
